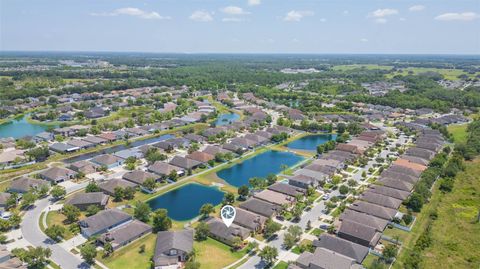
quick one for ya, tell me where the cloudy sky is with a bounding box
[1,0,479,54]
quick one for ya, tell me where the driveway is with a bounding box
[21,198,90,269]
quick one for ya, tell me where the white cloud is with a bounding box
[221,6,250,15]
[375,18,387,24]
[409,5,425,12]
[189,10,214,22]
[222,17,245,22]
[248,0,261,6]
[435,12,479,21]
[90,7,170,20]
[284,10,314,22]
[369,8,398,18]
[320,18,327,22]
[360,38,368,42]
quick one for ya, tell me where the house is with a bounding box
[359,192,402,209]
[0,246,27,269]
[82,136,108,145]
[336,144,362,155]
[233,207,267,233]
[186,151,214,164]
[79,209,132,237]
[338,220,381,248]
[169,156,202,170]
[99,179,137,196]
[85,107,108,118]
[34,132,54,142]
[312,234,369,264]
[0,193,12,210]
[122,170,159,185]
[0,150,25,166]
[65,192,109,210]
[114,148,143,160]
[339,209,389,232]
[39,167,77,183]
[349,201,397,221]
[183,134,206,143]
[205,218,250,246]
[239,198,281,218]
[49,143,80,153]
[148,162,184,177]
[97,132,117,142]
[202,145,231,156]
[153,230,194,269]
[367,186,410,201]
[268,182,306,197]
[378,178,414,192]
[254,189,295,206]
[91,154,124,169]
[303,164,337,176]
[69,160,98,174]
[98,220,152,250]
[67,139,95,149]
[294,169,328,182]
[288,174,317,189]
[294,247,361,269]
[9,177,49,194]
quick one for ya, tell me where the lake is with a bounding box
[286,134,337,151]
[0,115,56,139]
[215,113,240,126]
[147,183,224,221]
[217,150,304,187]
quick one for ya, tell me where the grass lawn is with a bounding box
[386,67,480,80]
[421,159,480,268]
[310,228,324,236]
[382,226,409,243]
[98,233,156,269]
[447,124,468,144]
[273,261,290,269]
[194,238,247,269]
[45,210,81,240]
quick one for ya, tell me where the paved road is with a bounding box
[21,198,90,269]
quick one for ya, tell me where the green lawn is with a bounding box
[310,228,324,236]
[194,238,248,269]
[421,159,480,268]
[45,210,80,240]
[98,233,155,269]
[386,67,480,80]
[447,124,468,144]
[273,261,289,269]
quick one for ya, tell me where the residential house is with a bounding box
[65,192,109,210]
[254,189,295,206]
[91,154,124,169]
[186,151,214,164]
[338,220,381,248]
[99,179,137,196]
[169,156,202,170]
[312,234,369,264]
[98,220,152,250]
[148,162,184,177]
[239,198,281,218]
[39,167,77,183]
[79,209,132,237]
[153,230,194,269]
[9,177,49,194]
[233,208,267,233]
[122,170,159,185]
[294,247,361,269]
[205,218,250,246]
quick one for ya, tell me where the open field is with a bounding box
[98,233,156,269]
[421,159,480,268]
[447,123,468,144]
[332,64,393,71]
[194,238,248,269]
[386,67,480,80]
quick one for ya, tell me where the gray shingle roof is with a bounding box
[313,234,369,263]
[154,230,194,266]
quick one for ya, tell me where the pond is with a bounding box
[214,113,240,126]
[217,150,304,187]
[286,134,337,151]
[147,183,224,221]
[0,115,56,139]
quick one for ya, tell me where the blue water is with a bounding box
[215,113,240,126]
[147,183,224,221]
[0,115,56,139]
[286,134,337,151]
[217,150,304,187]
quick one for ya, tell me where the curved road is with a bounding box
[21,187,91,269]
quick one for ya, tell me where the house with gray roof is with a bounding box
[205,218,250,246]
[339,209,389,232]
[67,139,95,149]
[39,167,77,183]
[349,201,397,221]
[148,162,184,177]
[9,177,49,194]
[169,156,202,170]
[0,193,12,210]
[378,178,414,192]
[122,170,159,185]
[268,182,306,197]
[79,209,132,237]
[288,174,317,189]
[233,207,267,233]
[338,219,381,248]
[65,192,109,210]
[239,198,281,218]
[99,179,137,196]
[367,185,410,201]
[312,234,369,263]
[153,230,194,269]
[359,192,402,209]
[91,154,124,169]
[49,143,80,153]
[98,220,152,250]
[295,247,362,269]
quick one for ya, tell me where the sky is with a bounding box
[1,0,479,54]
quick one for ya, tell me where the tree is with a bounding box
[50,185,66,199]
[168,170,178,181]
[62,204,81,223]
[237,185,249,200]
[134,201,151,223]
[6,193,18,208]
[152,209,172,232]
[12,247,51,268]
[21,191,36,209]
[199,203,215,219]
[223,192,235,205]
[123,186,136,200]
[336,123,346,134]
[194,222,210,241]
[103,242,114,257]
[38,184,50,198]
[85,182,100,193]
[263,219,281,238]
[339,185,349,195]
[184,261,201,269]
[113,187,124,202]
[283,225,302,249]
[9,214,21,228]
[259,246,278,266]
[86,205,100,216]
[80,243,97,264]
[382,244,398,262]
[249,177,267,190]
[231,236,243,250]
[45,224,65,242]
[291,203,303,220]
[405,193,425,212]
[142,178,157,191]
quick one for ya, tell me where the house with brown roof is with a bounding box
[254,189,295,206]
[148,162,184,177]
[39,167,77,183]
[91,154,124,169]
[99,179,137,196]
[169,156,202,170]
[65,192,109,210]
[98,220,152,250]
[205,218,250,246]
[122,170,160,185]
[338,219,381,248]
[186,151,214,164]
[153,230,194,269]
